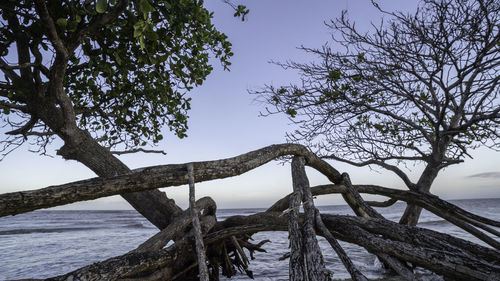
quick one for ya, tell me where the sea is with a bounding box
[1,198,499,281]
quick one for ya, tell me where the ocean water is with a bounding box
[0,198,499,280]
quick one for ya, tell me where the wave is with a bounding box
[0,227,101,235]
[123,223,147,229]
[418,219,450,226]
[122,222,156,229]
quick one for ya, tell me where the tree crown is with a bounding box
[256,0,500,186]
[0,0,238,156]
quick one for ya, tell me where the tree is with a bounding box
[0,0,245,229]
[255,0,500,225]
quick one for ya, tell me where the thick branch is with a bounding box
[289,156,331,280]
[0,143,341,217]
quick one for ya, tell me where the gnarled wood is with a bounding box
[272,183,500,250]
[292,156,331,281]
[0,143,341,217]
[35,211,499,281]
[4,145,500,281]
[187,163,209,281]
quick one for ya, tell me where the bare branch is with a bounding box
[323,154,416,189]
[110,148,167,155]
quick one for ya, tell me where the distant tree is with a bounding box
[0,0,245,228]
[256,0,500,225]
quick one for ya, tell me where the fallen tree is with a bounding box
[2,144,499,280]
[2,1,498,280]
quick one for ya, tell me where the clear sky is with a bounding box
[1,0,499,210]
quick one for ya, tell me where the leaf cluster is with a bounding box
[0,0,234,150]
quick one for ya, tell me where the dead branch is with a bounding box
[187,163,209,281]
[271,183,500,250]
[133,197,216,253]
[4,144,500,281]
[291,156,331,280]
[0,143,341,217]
[314,208,368,281]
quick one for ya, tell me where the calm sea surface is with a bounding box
[1,198,499,280]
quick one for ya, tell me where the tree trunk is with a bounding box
[32,94,183,230]
[57,128,182,229]
[399,163,439,226]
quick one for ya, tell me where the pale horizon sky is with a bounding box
[1,0,499,210]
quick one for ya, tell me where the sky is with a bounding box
[1,0,499,210]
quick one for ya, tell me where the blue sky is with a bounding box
[1,0,499,209]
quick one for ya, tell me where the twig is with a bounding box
[111,148,167,155]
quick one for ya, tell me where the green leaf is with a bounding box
[357,52,365,62]
[145,31,159,41]
[56,18,67,29]
[286,108,297,118]
[114,51,122,65]
[139,0,154,13]
[96,0,108,13]
[328,70,341,81]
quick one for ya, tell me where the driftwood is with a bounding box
[0,144,341,217]
[1,143,500,281]
[288,156,331,281]
[187,163,209,281]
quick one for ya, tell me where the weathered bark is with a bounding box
[0,143,341,218]
[129,215,217,281]
[187,163,209,281]
[291,156,331,281]
[341,173,384,219]
[366,198,398,207]
[340,173,415,280]
[332,220,499,281]
[288,161,305,281]
[48,245,178,281]
[267,183,346,212]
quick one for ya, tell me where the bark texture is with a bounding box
[187,163,209,281]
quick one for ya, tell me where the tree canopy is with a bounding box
[257,0,499,187]
[256,0,500,225]
[0,0,240,157]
